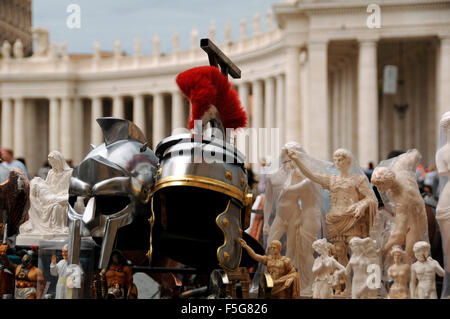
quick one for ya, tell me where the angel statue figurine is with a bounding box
[287,148,378,267]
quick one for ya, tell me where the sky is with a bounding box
[33,0,280,55]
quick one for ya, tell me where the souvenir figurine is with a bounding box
[50,244,82,299]
[410,241,444,299]
[287,148,378,266]
[436,111,450,294]
[345,237,379,299]
[311,238,345,299]
[0,167,30,239]
[98,250,137,299]
[387,246,410,299]
[265,142,322,296]
[371,149,428,261]
[240,238,300,298]
[17,151,72,245]
[151,46,262,275]
[67,118,158,271]
[0,247,44,299]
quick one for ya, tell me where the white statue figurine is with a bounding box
[287,148,378,267]
[410,241,444,299]
[17,151,72,244]
[371,149,428,262]
[2,41,11,60]
[50,244,69,299]
[13,39,24,59]
[345,237,380,299]
[266,142,322,296]
[311,238,346,299]
[387,245,410,299]
[436,112,450,280]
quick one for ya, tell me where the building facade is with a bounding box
[0,0,32,56]
[0,0,449,176]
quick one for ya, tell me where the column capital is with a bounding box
[357,37,379,47]
[307,40,328,51]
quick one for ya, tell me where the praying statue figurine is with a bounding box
[239,238,300,299]
[410,241,444,299]
[287,148,378,267]
[17,151,72,243]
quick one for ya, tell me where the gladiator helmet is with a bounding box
[67,118,158,269]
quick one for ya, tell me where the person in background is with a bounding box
[246,163,257,194]
[424,165,439,200]
[364,162,374,181]
[0,148,29,179]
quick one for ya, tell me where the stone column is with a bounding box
[285,46,301,144]
[49,97,60,151]
[308,41,329,160]
[91,96,103,145]
[438,36,450,127]
[133,93,146,134]
[264,77,275,129]
[275,74,285,146]
[252,80,264,130]
[13,97,25,157]
[427,45,437,160]
[61,96,73,160]
[238,82,250,113]
[346,63,354,152]
[171,90,184,133]
[152,92,165,149]
[1,97,13,149]
[331,72,340,151]
[404,57,414,150]
[113,95,124,119]
[73,97,84,165]
[357,39,378,167]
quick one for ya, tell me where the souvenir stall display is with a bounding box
[0,38,446,300]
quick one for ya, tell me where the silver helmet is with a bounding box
[67,118,158,269]
[150,65,261,272]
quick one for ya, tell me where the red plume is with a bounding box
[176,66,248,130]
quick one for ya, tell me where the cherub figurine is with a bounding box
[0,247,44,299]
[311,238,345,299]
[239,238,300,299]
[387,246,410,299]
[287,148,378,267]
[410,241,444,299]
[371,149,428,261]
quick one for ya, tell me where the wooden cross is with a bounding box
[200,38,241,79]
